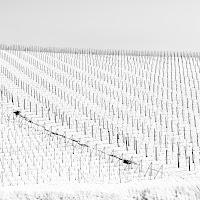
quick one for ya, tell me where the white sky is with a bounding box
[0,0,200,52]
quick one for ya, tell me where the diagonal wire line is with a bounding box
[13,110,137,166]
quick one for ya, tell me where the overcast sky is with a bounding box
[0,0,200,52]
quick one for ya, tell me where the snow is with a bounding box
[1,48,200,199]
[1,178,200,200]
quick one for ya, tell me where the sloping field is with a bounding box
[1,45,200,198]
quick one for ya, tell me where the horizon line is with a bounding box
[0,44,199,58]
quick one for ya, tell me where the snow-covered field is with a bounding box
[1,45,200,199]
[1,178,200,200]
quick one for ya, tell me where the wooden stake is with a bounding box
[155,147,157,161]
[24,99,26,110]
[108,130,111,144]
[126,138,128,151]
[30,101,31,112]
[145,143,147,157]
[36,103,37,115]
[117,133,119,147]
[91,125,94,137]
[189,156,191,171]
[84,122,86,135]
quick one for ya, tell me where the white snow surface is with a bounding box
[1,50,200,199]
[1,177,200,200]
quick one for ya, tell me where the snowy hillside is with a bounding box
[1,45,200,198]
